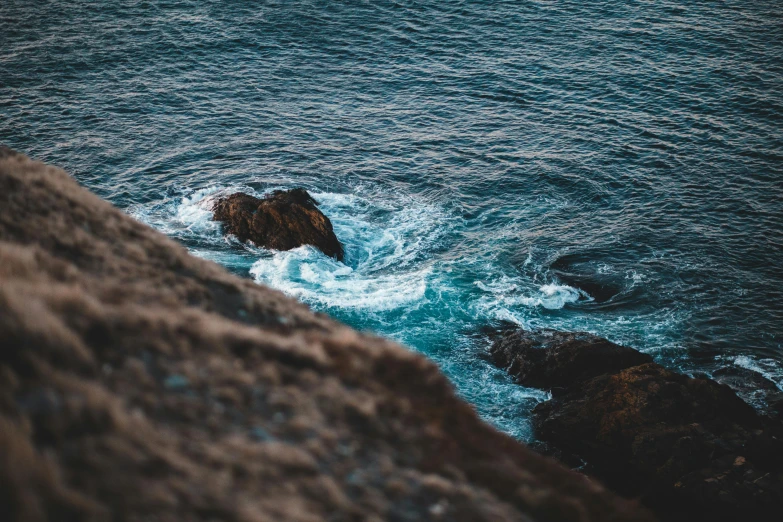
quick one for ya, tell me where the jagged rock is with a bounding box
[213,189,344,261]
[489,329,652,391]
[490,327,783,522]
[0,147,653,522]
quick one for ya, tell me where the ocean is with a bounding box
[2,0,782,439]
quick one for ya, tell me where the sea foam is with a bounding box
[127,182,759,440]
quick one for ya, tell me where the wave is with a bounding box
[128,182,783,439]
[247,189,449,313]
[128,185,230,244]
[250,246,432,312]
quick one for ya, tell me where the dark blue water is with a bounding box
[3,0,782,439]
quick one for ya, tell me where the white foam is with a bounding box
[733,355,783,391]
[246,189,450,313]
[474,276,519,294]
[472,281,584,325]
[127,185,231,242]
[537,283,583,307]
[250,246,431,311]
[128,182,693,440]
[174,186,225,235]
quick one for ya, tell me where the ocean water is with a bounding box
[2,0,782,439]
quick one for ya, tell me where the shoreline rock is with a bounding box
[212,188,344,261]
[490,329,653,391]
[490,328,783,521]
[0,147,653,522]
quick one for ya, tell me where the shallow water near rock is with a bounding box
[2,0,782,439]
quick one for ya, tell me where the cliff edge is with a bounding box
[0,148,652,522]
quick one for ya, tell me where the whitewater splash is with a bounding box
[129,182,782,436]
[250,248,432,312]
[248,190,445,313]
[131,185,607,319]
[474,278,588,326]
[130,184,605,436]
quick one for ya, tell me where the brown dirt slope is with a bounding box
[0,147,653,522]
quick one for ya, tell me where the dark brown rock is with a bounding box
[533,363,783,521]
[490,329,653,391]
[0,149,654,522]
[490,327,783,521]
[213,188,344,261]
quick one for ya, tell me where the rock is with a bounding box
[0,148,654,522]
[212,188,344,261]
[489,329,653,391]
[549,254,624,303]
[490,327,783,522]
[534,363,783,521]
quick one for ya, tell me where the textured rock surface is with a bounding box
[490,329,653,391]
[491,328,783,522]
[0,147,653,522]
[213,189,344,260]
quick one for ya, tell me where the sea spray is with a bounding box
[130,182,697,438]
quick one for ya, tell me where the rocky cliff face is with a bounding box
[0,148,652,522]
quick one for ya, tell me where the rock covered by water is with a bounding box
[708,365,783,420]
[491,328,783,522]
[0,148,654,522]
[213,188,344,261]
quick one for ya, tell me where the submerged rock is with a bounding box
[491,328,783,522]
[213,188,344,261]
[549,254,625,303]
[710,365,783,418]
[0,148,653,522]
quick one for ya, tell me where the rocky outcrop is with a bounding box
[213,189,344,261]
[491,328,783,522]
[490,329,653,390]
[0,147,653,522]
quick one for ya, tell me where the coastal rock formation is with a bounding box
[213,189,344,261]
[490,329,653,390]
[0,147,653,522]
[491,328,783,522]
